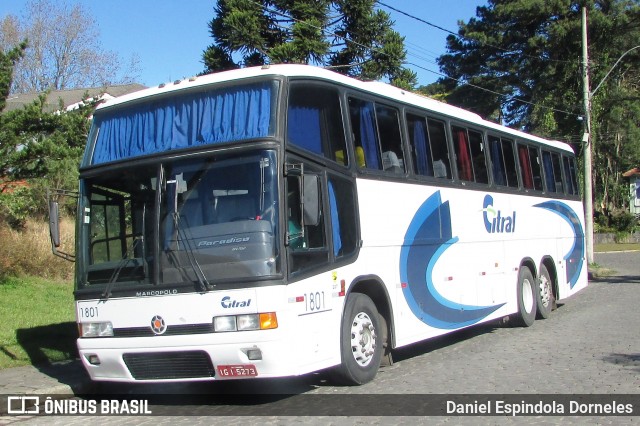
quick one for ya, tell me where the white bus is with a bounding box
[50,64,587,385]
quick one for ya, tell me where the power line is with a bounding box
[405,60,581,118]
[376,1,577,65]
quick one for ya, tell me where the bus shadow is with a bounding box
[14,322,91,394]
[90,373,323,396]
[15,322,78,367]
[591,275,640,284]
[85,374,327,412]
[602,353,640,373]
[390,319,505,364]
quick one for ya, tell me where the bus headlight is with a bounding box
[80,322,113,337]
[237,314,259,331]
[214,316,237,332]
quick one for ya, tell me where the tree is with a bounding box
[431,0,640,218]
[0,0,139,94]
[0,92,92,226]
[0,40,93,227]
[202,0,417,89]
[0,41,26,112]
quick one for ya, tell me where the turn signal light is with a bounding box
[259,313,278,330]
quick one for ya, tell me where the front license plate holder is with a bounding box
[216,364,258,377]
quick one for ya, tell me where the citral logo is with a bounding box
[221,296,252,308]
[483,195,516,234]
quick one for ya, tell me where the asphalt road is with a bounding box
[15,251,640,425]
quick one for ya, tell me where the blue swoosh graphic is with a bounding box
[400,191,504,329]
[534,201,584,288]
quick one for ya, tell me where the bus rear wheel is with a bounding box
[515,266,537,327]
[334,293,383,385]
[536,265,554,319]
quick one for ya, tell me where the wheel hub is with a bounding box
[350,312,377,367]
[539,275,551,307]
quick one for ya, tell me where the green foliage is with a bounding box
[0,41,26,112]
[0,186,38,229]
[595,209,638,236]
[610,211,638,234]
[203,0,417,87]
[0,93,91,228]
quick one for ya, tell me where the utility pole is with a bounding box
[581,6,594,265]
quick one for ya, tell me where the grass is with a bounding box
[0,276,77,370]
[0,217,74,280]
[594,243,640,252]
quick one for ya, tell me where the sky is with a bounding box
[0,0,485,88]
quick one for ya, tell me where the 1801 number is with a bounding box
[78,306,99,318]
[305,291,326,312]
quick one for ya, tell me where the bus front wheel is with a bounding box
[515,266,537,327]
[334,293,383,385]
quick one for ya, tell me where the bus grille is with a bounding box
[123,351,215,380]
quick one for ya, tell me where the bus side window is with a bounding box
[489,135,506,185]
[407,113,434,177]
[469,130,488,184]
[452,125,488,184]
[518,144,534,190]
[562,155,579,195]
[501,138,518,188]
[542,150,564,193]
[551,153,564,193]
[287,83,347,166]
[349,98,381,170]
[489,135,518,188]
[348,98,404,174]
[452,126,473,182]
[376,104,404,174]
[328,175,358,259]
[542,151,555,193]
[427,118,451,179]
[286,172,328,274]
[528,146,543,191]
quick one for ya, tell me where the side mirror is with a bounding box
[303,174,320,227]
[47,189,77,262]
[49,200,61,248]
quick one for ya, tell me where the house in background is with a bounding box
[623,167,640,215]
[4,83,146,114]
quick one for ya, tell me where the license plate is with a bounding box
[217,364,258,377]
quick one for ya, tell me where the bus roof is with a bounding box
[96,64,574,153]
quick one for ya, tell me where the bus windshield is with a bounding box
[79,149,280,291]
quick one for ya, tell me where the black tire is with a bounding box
[333,293,383,385]
[515,266,537,327]
[536,264,554,319]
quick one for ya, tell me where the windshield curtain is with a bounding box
[90,81,277,165]
[79,150,280,291]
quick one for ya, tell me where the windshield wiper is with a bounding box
[172,212,211,292]
[164,173,212,292]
